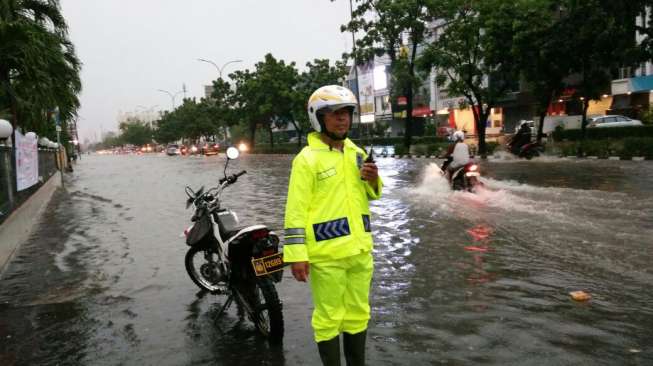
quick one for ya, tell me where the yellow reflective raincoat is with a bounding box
[283,131,383,342]
[283,132,382,264]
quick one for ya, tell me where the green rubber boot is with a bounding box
[343,330,366,366]
[317,335,341,366]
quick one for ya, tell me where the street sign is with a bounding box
[56,125,62,132]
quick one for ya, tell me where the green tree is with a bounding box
[341,0,432,149]
[209,77,237,141]
[230,54,300,148]
[511,0,573,144]
[563,0,642,153]
[119,118,152,146]
[0,0,81,142]
[154,110,183,144]
[419,0,520,157]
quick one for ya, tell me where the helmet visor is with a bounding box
[316,103,357,114]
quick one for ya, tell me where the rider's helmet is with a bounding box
[453,131,465,142]
[308,85,357,140]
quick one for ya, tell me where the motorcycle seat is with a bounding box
[221,226,249,241]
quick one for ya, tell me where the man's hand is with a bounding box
[291,261,310,282]
[360,162,379,186]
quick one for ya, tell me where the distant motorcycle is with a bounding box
[507,123,543,159]
[182,147,284,342]
[508,140,543,159]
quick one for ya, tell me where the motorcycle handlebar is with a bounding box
[219,170,247,185]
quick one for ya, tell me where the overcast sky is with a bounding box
[60,0,354,143]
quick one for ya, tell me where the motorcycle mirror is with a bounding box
[226,147,239,160]
[186,197,194,209]
[185,186,195,199]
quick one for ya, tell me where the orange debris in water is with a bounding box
[569,291,591,301]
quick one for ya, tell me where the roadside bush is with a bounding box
[620,138,653,159]
[251,143,303,154]
[351,136,447,146]
[485,141,500,155]
[393,144,408,156]
[552,125,653,141]
[410,144,429,156]
[551,139,653,158]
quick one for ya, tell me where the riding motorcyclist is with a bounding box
[442,130,470,181]
[509,121,532,155]
[283,85,382,366]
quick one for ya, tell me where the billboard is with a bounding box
[357,62,375,121]
[15,130,39,191]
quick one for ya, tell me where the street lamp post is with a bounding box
[197,58,243,79]
[157,89,184,110]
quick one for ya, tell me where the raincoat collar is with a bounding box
[308,132,357,151]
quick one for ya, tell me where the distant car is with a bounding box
[587,115,643,128]
[202,142,220,156]
[166,144,180,156]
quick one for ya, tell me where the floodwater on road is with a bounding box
[1,153,652,365]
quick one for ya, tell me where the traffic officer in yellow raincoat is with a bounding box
[284,85,382,366]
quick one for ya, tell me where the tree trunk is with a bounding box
[249,123,256,147]
[403,86,414,150]
[471,102,488,158]
[288,113,302,147]
[578,99,590,157]
[402,43,419,150]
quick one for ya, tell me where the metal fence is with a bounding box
[0,145,59,225]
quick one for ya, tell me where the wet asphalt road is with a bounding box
[1,153,652,365]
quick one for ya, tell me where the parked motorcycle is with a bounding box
[182,147,284,341]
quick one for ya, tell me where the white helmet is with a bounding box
[453,131,465,141]
[307,85,357,133]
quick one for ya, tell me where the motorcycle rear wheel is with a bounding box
[185,246,226,293]
[234,277,284,342]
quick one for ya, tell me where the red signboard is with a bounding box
[412,106,432,117]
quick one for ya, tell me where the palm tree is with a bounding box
[0,0,81,139]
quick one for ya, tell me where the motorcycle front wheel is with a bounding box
[185,246,226,293]
[234,277,284,342]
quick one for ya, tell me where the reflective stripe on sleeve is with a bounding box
[285,236,306,245]
[285,228,306,237]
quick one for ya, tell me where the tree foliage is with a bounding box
[119,118,153,146]
[419,0,520,156]
[0,0,81,143]
[342,0,432,149]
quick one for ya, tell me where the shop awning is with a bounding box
[631,75,653,92]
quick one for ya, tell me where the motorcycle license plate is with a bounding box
[465,172,480,177]
[251,252,284,276]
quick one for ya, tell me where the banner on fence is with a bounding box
[15,130,39,191]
